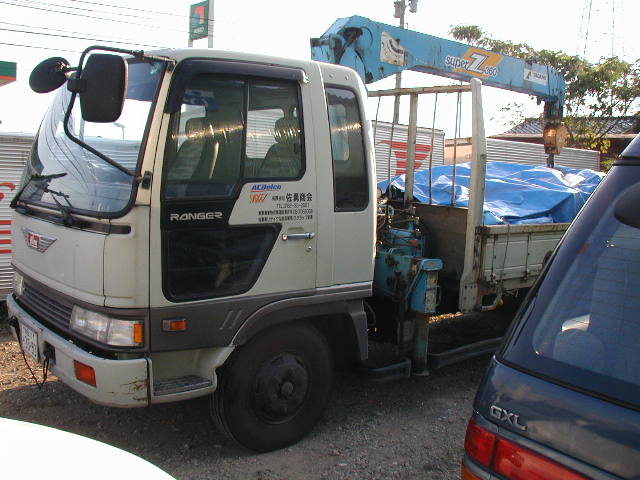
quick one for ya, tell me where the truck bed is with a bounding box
[415,204,568,310]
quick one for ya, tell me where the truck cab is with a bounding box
[8,48,376,451]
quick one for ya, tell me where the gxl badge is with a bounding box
[490,405,527,431]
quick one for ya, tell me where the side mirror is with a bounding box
[29,57,70,93]
[73,53,128,123]
[614,182,640,228]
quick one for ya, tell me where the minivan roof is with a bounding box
[621,133,640,158]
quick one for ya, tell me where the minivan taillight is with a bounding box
[463,418,496,466]
[463,418,588,480]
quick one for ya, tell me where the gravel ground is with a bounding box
[0,312,491,480]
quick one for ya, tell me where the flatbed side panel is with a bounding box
[476,222,571,235]
[413,205,568,286]
[414,201,568,309]
[478,223,568,287]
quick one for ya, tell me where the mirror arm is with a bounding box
[57,44,171,178]
[57,45,174,178]
[78,45,173,70]
[62,91,135,177]
[67,77,86,93]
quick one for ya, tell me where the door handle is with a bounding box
[282,232,315,241]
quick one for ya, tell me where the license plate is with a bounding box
[20,323,39,362]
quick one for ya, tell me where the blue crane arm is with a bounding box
[311,15,565,119]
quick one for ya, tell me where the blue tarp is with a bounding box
[379,161,605,225]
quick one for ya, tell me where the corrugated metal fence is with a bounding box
[0,133,32,297]
[487,138,600,170]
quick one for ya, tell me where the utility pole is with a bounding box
[392,0,418,124]
[208,0,214,48]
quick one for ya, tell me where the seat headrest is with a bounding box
[185,117,207,139]
[274,117,300,145]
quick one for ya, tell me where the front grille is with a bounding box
[19,283,73,328]
[14,276,146,359]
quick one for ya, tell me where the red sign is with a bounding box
[378,140,433,175]
[0,182,15,254]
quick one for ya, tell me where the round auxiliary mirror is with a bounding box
[29,57,70,93]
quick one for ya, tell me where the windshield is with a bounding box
[19,59,165,217]
[501,163,640,409]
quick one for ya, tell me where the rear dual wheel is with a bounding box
[211,322,333,452]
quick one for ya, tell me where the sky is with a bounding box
[0,0,637,138]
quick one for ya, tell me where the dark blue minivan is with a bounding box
[462,136,640,480]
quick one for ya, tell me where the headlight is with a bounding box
[13,271,24,297]
[70,306,143,347]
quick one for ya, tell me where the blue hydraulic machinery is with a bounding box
[312,17,569,372]
[310,15,566,122]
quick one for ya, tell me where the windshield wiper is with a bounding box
[10,172,68,209]
[43,186,75,226]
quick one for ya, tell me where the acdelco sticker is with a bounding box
[250,184,282,204]
[445,47,502,79]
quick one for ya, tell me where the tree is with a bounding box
[450,25,640,159]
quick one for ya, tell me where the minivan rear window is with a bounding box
[501,164,640,410]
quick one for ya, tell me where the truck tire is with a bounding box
[211,322,333,452]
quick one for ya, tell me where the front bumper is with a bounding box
[7,295,149,407]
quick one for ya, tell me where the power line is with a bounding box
[70,0,193,20]
[0,26,170,49]
[578,0,593,58]
[0,21,165,48]
[13,0,213,29]
[0,0,194,35]
[611,0,626,59]
[0,41,81,53]
[619,0,625,58]
[25,0,162,22]
[577,0,628,61]
[0,20,167,47]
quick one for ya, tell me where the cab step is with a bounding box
[153,375,212,396]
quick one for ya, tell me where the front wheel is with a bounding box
[211,322,333,452]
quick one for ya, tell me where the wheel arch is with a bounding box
[231,298,369,364]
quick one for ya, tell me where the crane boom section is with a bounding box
[311,15,565,118]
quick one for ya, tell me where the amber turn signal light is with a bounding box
[74,360,96,387]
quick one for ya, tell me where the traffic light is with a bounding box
[394,1,404,18]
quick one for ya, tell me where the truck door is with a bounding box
[149,60,317,349]
[323,85,375,286]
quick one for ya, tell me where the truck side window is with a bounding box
[246,83,304,179]
[325,87,369,211]
[163,76,304,199]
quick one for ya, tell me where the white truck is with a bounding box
[7,43,577,452]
